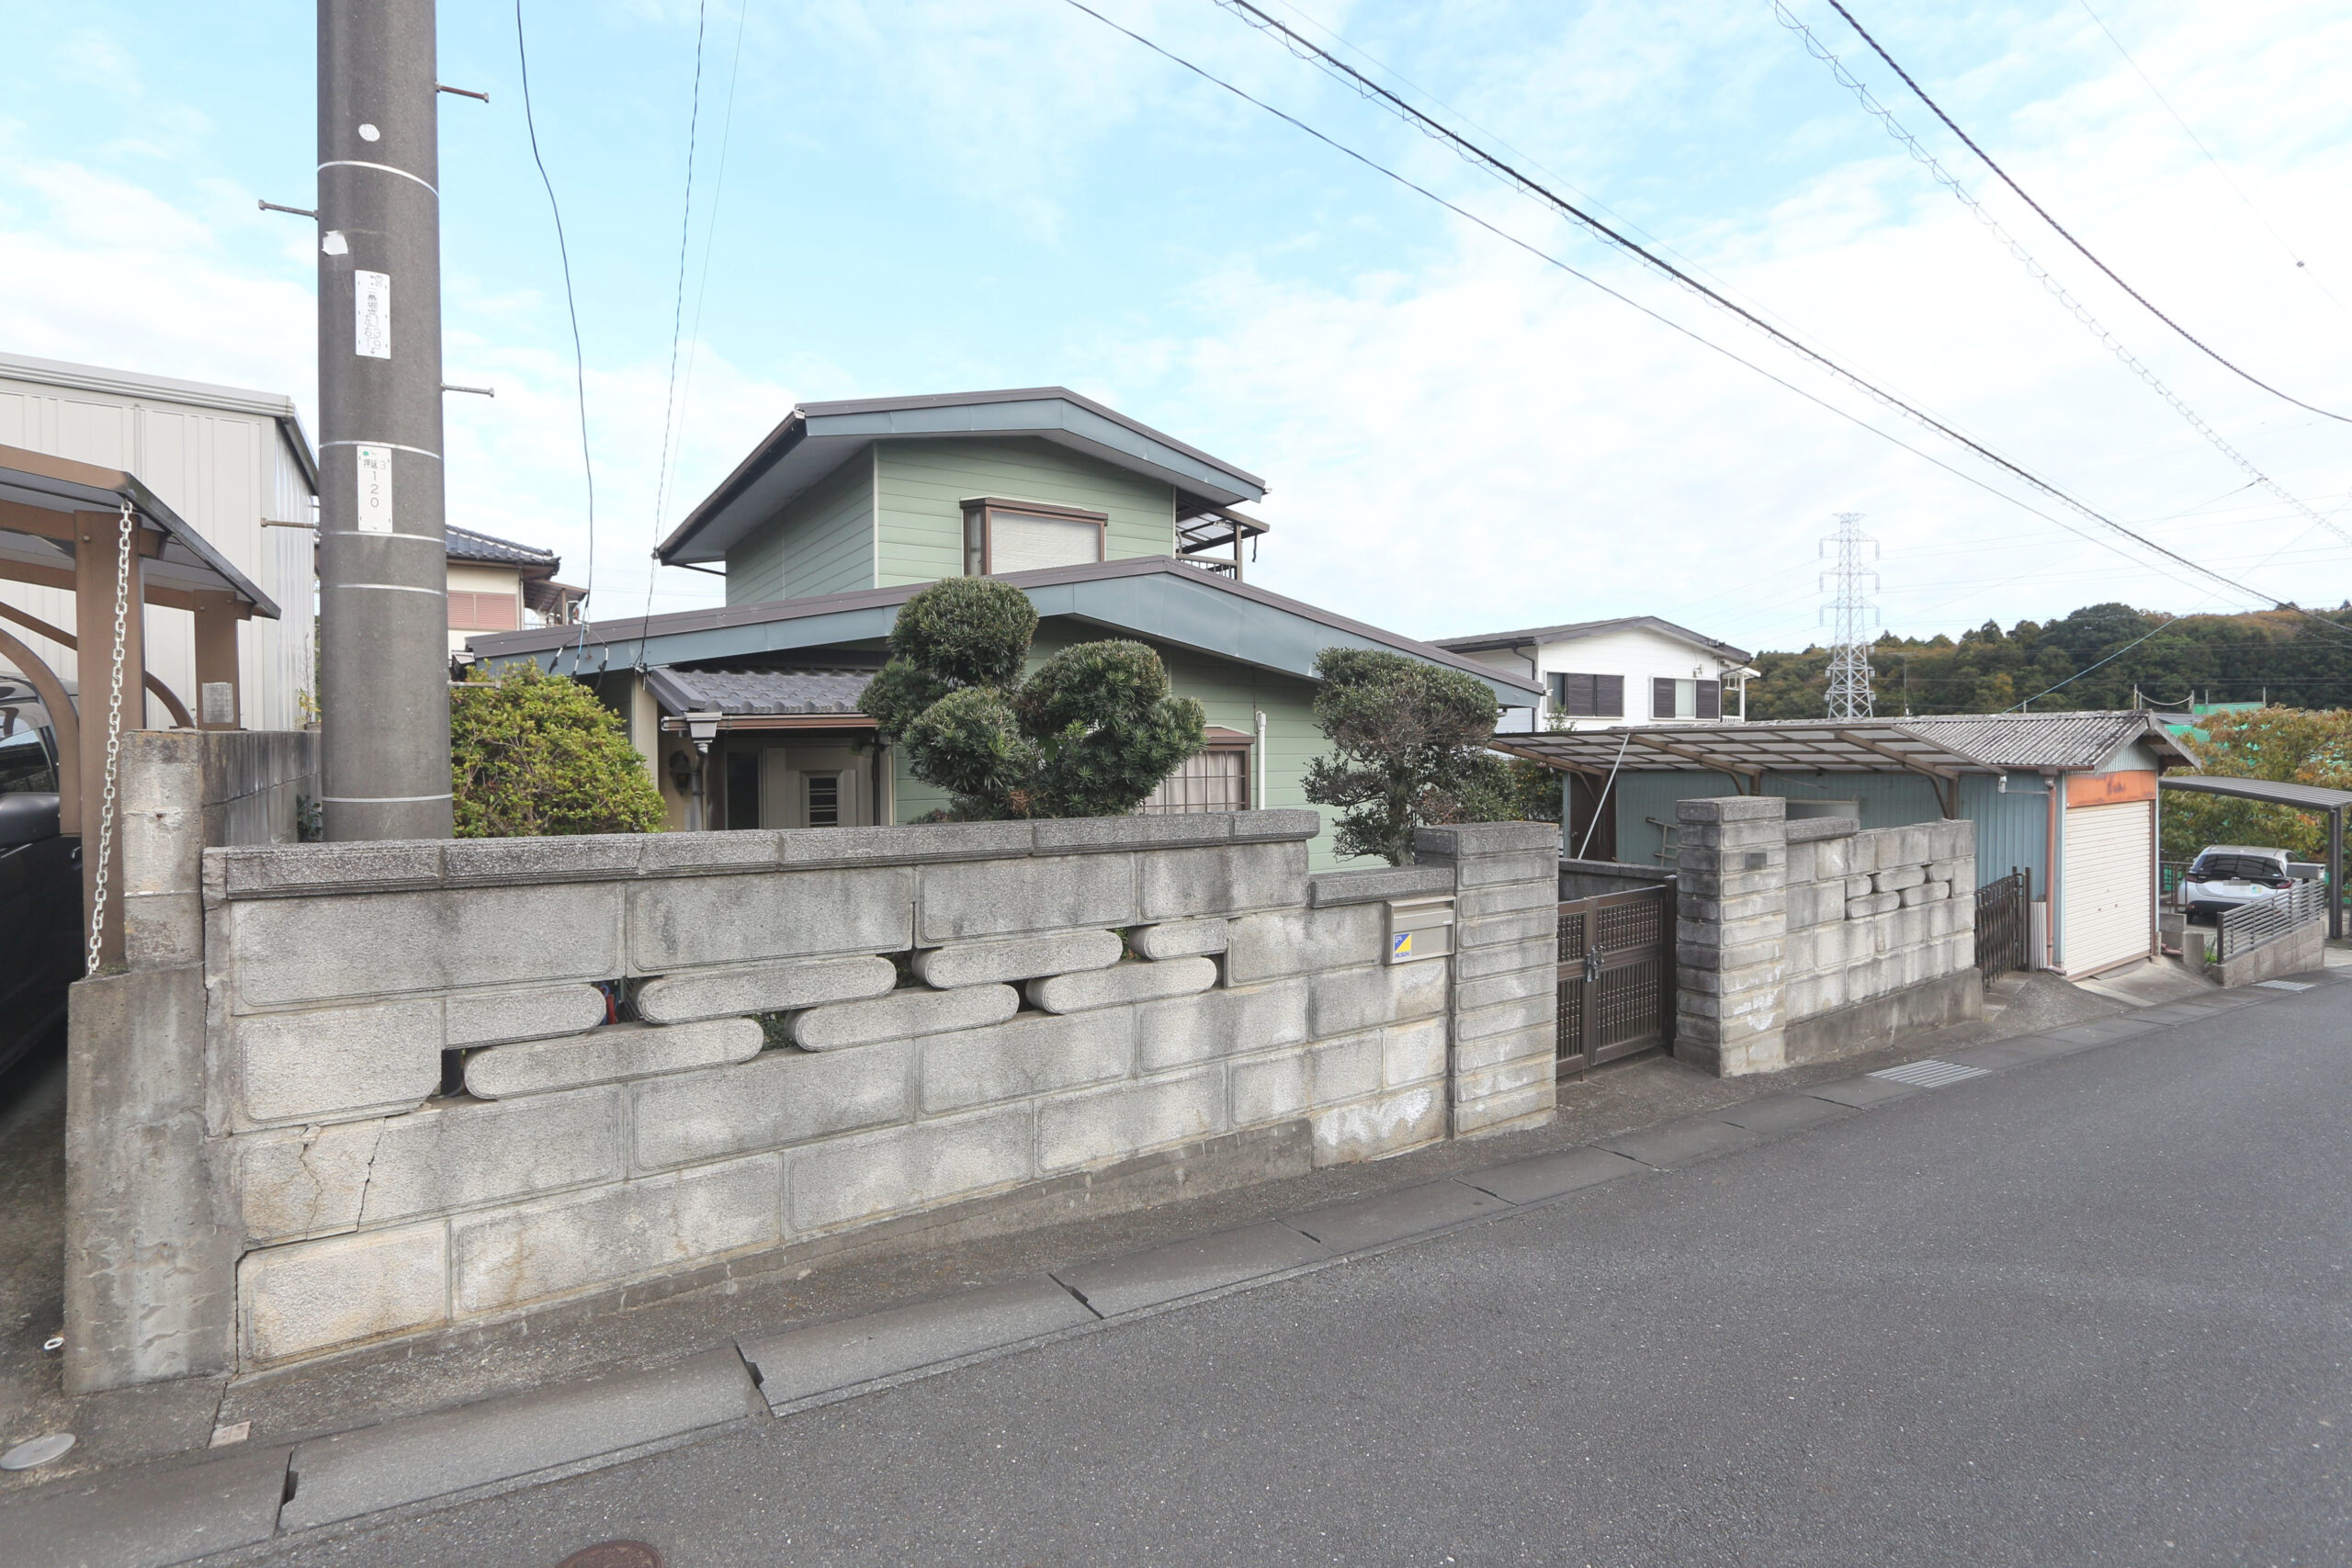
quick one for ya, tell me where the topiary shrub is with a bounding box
[1302,647,1505,864]
[451,662,666,837]
[862,577,1205,819]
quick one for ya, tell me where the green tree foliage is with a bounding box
[1747,603,2352,719]
[1303,648,1506,864]
[450,662,665,837]
[862,576,1205,818]
[2157,706,2352,863]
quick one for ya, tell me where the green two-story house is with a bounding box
[470,388,1537,864]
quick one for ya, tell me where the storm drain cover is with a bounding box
[1867,1058,1989,1089]
[0,1433,76,1470]
[2256,979,2315,991]
[556,1545,663,1568]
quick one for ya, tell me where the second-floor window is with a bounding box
[962,498,1109,577]
[1548,671,1624,718]
[1651,678,1722,720]
[447,591,519,632]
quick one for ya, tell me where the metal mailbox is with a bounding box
[1384,896,1455,964]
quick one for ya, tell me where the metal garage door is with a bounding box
[2062,800,2154,976]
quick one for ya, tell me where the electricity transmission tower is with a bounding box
[1819,513,1880,720]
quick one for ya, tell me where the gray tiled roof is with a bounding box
[446,525,559,569]
[644,666,876,716]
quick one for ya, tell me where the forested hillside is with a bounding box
[1747,603,2352,719]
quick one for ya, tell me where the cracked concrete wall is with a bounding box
[63,731,316,1393]
[70,806,1557,1382]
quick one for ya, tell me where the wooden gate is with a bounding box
[1556,886,1675,1074]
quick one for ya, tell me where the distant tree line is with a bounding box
[1747,603,2352,719]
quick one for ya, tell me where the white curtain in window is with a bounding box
[990,513,1099,573]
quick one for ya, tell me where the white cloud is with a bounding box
[1096,0,2352,650]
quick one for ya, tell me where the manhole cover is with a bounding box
[0,1433,76,1470]
[1867,1058,1989,1089]
[555,1544,663,1568]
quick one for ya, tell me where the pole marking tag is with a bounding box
[355,269,391,358]
[356,445,394,532]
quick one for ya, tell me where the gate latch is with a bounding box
[1583,944,1604,985]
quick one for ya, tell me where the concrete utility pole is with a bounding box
[316,0,453,840]
[1819,512,1880,722]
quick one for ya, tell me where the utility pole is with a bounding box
[316,0,452,840]
[1819,512,1879,721]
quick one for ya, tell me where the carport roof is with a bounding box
[0,443,280,616]
[1491,711,2194,778]
[2157,774,2352,813]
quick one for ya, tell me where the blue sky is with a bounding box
[6,0,2349,657]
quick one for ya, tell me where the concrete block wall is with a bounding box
[66,806,1559,1383]
[1779,815,1976,1025]
[1673,797,1979,1077]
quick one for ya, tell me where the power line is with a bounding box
[1819,0,2352,425]
[1178,0,2334,624]
[514,0,597,617]
[1774,2,2352,548]
[2073,0,2352,329]
[670,0,754,537]
[642,0,711,639]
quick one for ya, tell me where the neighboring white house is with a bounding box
[1433,616,1758,733]
[0,351,318,730]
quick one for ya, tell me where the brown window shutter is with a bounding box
[1564,671,1600,716]
[1696,680,1721,719]
[1653,677,1676,718]
[1598,674,1624,717]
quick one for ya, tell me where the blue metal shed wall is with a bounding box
[1610,768,2055,893]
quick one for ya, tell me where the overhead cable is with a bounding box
[643,0,712,640]
[2073,0,2352,328]
[1148,0,2313,617]
[1774,1,2352,547]
[515,0,598,624]
[1820,0,2352,425]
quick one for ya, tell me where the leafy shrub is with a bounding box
[450,662,665,837]
[1302,647,1506,863]
[862,577,1204,819]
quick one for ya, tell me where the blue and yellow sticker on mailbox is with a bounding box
[1392,931,1413,958]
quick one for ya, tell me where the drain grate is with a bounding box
[1867,1058,1989,1089]
[2255,979,2315,992]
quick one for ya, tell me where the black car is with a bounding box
[0,677,79,1074]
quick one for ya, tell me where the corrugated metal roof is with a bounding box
[645,666,875,716]
[1491,710,2193,776]
[447,525,559,569]
[1898,712,2178,770]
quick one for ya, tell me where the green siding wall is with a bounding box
[726,453,875,605]
[887,615,1363,869]
[874,438,1176,588]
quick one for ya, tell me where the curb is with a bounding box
[7,971,2331,1567]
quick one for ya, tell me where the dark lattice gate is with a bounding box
[1555,886,1675,1074]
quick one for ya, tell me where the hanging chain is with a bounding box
[85,501,135,976]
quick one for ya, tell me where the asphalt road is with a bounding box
[258,987,2350,1568]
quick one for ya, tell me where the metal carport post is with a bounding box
[2156,775,2352,942]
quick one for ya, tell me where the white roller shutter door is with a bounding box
[2061,800,2153,976]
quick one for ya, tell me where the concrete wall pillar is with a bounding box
[64,964,238,1393]
[1416,820,1561,1137]
[1674,796,1787,1077]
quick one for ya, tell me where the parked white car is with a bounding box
[2176,845,2316,924]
